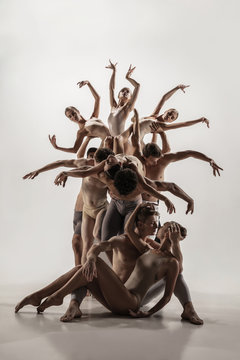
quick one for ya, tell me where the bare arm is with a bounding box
[168,223,183,272]
[77,80,100,118]
[131,109,145,162]
[151,117,209,132]
[23,159,81,180]
[159,132,171,153]
[125,65,140,111]
[106,60,117,108]
[164,151,223,176]
[49,129,87,154]
[76,136,92,158]
[150,84,190,117]
[125,204,152,253]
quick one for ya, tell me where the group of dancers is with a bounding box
[15,61,223,325]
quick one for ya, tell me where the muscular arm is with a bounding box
[159,132,171,153]
[106,60,117,108]
[150,84,189,117]
[49,129,87,154]
[76,136,92,158]
[160,117,209,131]
[125,65,140,111]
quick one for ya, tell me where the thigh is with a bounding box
[101,200,123,242]
[93,208,107,242]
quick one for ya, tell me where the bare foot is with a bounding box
[15,294,42,313]
[60,300,82,322]
[37,294,63,313]
[181,302,203,325]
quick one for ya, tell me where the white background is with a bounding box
[0,0,239,294]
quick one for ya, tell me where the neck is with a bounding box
[135,228,149,242]
[157,114,164,122]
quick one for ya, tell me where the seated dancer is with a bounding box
[63,204,203,324]
[49,81,110,154]
[106,60,140,136]
[15,204,191,322]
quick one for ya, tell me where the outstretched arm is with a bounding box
[77,81,100,118]
[125,204,152,253]
[106,60,118,108]
[150,84,190,117]
[23,159,82,180]
[164,150,223,176]
[150,117,210,133]
[125,65,140,111]
[49,129,88,154]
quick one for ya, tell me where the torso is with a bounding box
[82,175,107,209]
[85,118,110,140]
[108,105,129,136]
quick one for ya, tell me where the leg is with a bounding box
[140,278,166,306]
[15,266,81,313]
[60,287,87,322]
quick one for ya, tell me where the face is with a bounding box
[103,155,119,172]
[87,152,95,159]
[163,109,178,123]
[139,215,158,236]
[144,155,160,166]
[118,87,131,100]
[65,109,80,123]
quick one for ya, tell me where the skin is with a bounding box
[53,153,176,214]
[15,204,181,319]
[48,81,110,154]
[23,151,96,265]
[106,61,140,137]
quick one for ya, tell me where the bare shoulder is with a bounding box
[74,158,93,167]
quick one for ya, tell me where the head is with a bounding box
[86,147,97,159]
[162,109,179,123]
[94,148,115,164]
[65,106,81,123]
[142,143,162,166]
[114,168,138,195]
[118,87,132,103]
[136,203,159,236]
[104,155,122,179]
[158,221,187,243]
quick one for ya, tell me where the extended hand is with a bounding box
[149,122,163,133]
[105,59,117,70]
[186,200,194,214]
[77,80,89,88]
[177,84,190,93]
[128,309,151,318]
[164,198,176,214]
[209,160,223,176]
[201,117,210,128]
[168,222,182,243]
[126,64,136,79]
[82,259,97,282]
[48,135,58,149]
[54,172,68,187]
[23,171,39,180]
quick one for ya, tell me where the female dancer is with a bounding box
[15,204,182,318]
[49,81,110,154]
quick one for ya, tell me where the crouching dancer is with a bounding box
[15,204,202,324]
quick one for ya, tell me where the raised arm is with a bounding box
[150,117,210,134]
[169,223,184,273]
[76,136,94,158]
[125,65,140,111]
[131,109,145,162]
[49,129,88,154]
[106,60,118,108]
[150,84,190,117]
[159,132,171,153]
[124,204,152,254]
[54,160,106,187]
[164,150,223,176]
[23,159,81,180]
[77,80,100,118]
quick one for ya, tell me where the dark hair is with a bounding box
[142,143,162,158]
[136,203,159,222]
[87,147,97,157]
[162,222,187,238]
[105,164,121,179]
[65,106,79,115]
[114,169,138,195]
[94,148,115,163]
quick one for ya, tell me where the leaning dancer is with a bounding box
[15,205,184,320]
[49,80,110,154]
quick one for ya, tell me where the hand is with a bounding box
[209,160,223,176]
[77,81,89,88]
[48,135,58,149]
[126,64,136,79]
[103,135,114,149]
[168,222,182,243]
[186,200,194,214]
[128,309,151,318]
[177,84,190,93]
[105,59,117,71]
[23,171,39,180]
[149,122,163,133]
[164,198,176,214]
[54,172,68,187]
[201,117,210,128]
[82,258,97,282]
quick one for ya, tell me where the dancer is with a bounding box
[106,61,140,136]
[15,205,184,319]
[49,81,110,154]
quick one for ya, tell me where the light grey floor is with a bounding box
[0,287,240,360]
